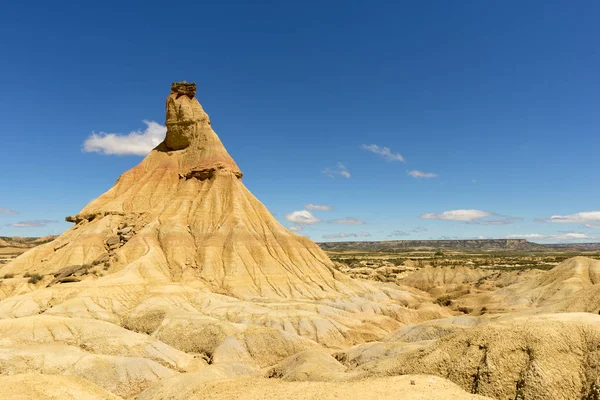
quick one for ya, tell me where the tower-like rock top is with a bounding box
[162,81,242,179]
[170,82,196,97]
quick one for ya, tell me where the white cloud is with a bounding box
[323,232,371,239]
[420,210,521,224]
[322,163,351,178]
[540,211,600,223]
[506,232,597,242]
[305,204,332,211]
[562,233,591,239]
[584,224,600,229]
[412,226,427,232]
[288,225,303,231]
[408,170,438,178]
[329,217,366,225]
[420,209,492,222]
[475,217,523,225]
[361,144,405,162]
[284,210,321,225]
[83,120,166,156]
[7,220,57,228]
[506,233,548,239]
[0,208,18,214]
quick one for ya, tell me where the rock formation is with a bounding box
[358,313,600,399]
[0,83,459,399]
[2,82,599,399]
[6,82,365,300]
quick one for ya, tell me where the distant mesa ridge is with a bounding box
[318,239,550,251]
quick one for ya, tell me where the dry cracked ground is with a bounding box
[1,82,599,400]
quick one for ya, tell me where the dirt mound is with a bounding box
[455,256,600,313]
[138,375,492,400]
[0,373,121,400]
[359,313,600,399]
[399,266,489,293]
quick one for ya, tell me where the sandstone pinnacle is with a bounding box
[7,82,362,300]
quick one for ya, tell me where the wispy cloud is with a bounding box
[284,210,321,225]
[361,144,405,162]
[0,208,18,215]
[420,210,521,225]
[388,230,410,237]
[506,232,597,242]
[288,225,303,231]
[322,163,351,178]
[305,204,332,211]
[584,224,600,229]
[420,209,493,222]
[7,220,58,228]
[323,232,371,239]
[538,211,600,223]
[83,120,166,156]
[506,233,548,240]
[474,216,523,225]
[408,170,438,178]
[387,226,428,237]
[329,217,366,225]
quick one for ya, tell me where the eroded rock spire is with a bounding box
[162,81,242,179]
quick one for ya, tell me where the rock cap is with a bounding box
[170,82,196,97]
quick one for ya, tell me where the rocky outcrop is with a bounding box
[358,313,600,400]
[6,82,364,300]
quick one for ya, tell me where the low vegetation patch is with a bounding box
[27,274,43,284]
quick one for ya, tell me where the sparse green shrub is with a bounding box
[27,274,43,284]
[435,296,453,307]
[2,273,14,279]
[23,272,31,278]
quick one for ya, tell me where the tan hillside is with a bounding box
[137,375,492,400]
[0,374,122,400]
[452,256,600,313]
[358,313,600,400]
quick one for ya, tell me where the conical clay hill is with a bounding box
[0,83,465,399]
[6,82,364,300]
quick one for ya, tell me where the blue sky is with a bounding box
[1,1,599,242]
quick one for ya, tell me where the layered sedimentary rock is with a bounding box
[6,82,364,300]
